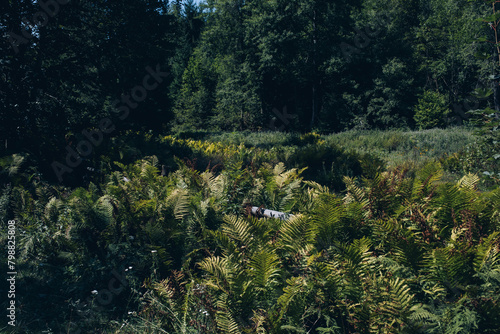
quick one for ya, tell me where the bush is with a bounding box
[414,90,451,129]
[284,143,384,191]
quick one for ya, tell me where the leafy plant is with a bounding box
[414,90,451,130]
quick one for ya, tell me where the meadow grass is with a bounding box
[172,127,478,187]
[199,127,475,166]
[324,127,475,166]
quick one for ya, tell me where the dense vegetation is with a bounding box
[1,0,499,174]
[1,0,500,333]
[0,128,499,333]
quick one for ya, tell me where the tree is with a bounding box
[414,90,451,129]
[468,0,500,183]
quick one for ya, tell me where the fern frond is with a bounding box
[278,179,301,212]
[199,256,231,291]
[250,309,268,334]
[408,303,440,326]
[279,214,311,253]
[277,276,307,322]
[474,232,500,272]
[216,293,241,334]
[343,176,366,205]
[8,154,25,177]
[44,197,63,222]
[96,195,115,224]
[222,215,255,249]
[423,246,472,289]
[164,188,191,220]
[412,161,443,199]
[457,173,480,192]
[210,174,229,201]
[273,162,286,177]
[248,248,281,289]
[303,180,330,195]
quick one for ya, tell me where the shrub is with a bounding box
[414,90,451,130]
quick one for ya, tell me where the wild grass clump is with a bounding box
[206,130,299,148]
[324,127,474,165]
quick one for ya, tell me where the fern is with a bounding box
[445,306,479,334]
[215,293,242,334]
[277,276,307,322]
[199,256,231,292]
[408,303,440,330]
[412,161,443,200]
[278,214,312,253]
[167,188,191,220]
[457,173,480,192]
[473,232,500,272]
[248,248,281,290]
[221,215,255,250]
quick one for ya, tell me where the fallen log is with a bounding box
[249,206,294,220]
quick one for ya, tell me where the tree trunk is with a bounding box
[494,80,500,116]
[310,8,317,129]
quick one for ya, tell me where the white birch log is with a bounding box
[250,206,293,220]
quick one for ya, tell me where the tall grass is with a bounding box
[199,127,475,166]
[324,127,475,166]
[196,127,476,184]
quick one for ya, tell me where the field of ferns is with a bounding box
[1,128,499,333]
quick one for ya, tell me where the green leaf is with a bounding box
[472,88,493,98]
[474,51,490,59]
[479,12,500,22]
